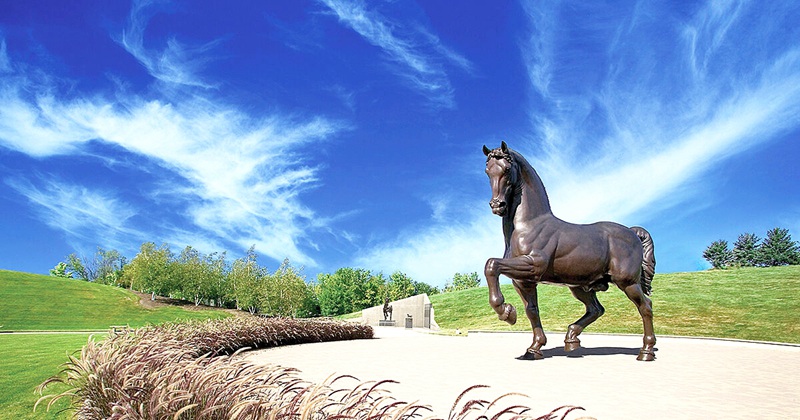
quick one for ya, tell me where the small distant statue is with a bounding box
[383,298,393,321]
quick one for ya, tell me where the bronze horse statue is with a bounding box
[483,142,656,361]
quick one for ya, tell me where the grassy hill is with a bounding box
[430,265,800,344]
[0,269,231,419]
[0,270,228,331]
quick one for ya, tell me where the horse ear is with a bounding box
[501,141,509,153]
[483,145,491,156]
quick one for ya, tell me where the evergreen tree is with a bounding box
[758,228,799,266]
[731,233,761,267]
[703,240,731,269]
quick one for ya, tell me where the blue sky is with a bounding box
[1,1,799,287]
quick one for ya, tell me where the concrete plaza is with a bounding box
[245,327,800,419]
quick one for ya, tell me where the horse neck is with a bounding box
[502,151,552,251]
[514,157,552,222]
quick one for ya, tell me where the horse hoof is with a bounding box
[564,340,581,352]
[499,304,517,325]
[637,350,656,361]
[506,307,517,325]
[516,349,544,360]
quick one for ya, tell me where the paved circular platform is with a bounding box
[245,327,800,419]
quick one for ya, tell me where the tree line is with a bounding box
[50,243,479,317]
[703,227,800,269]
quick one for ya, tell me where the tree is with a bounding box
[93,248,127,286]
[65,254,89,281]
[703,240,731,269]
[758,228,799,266]
[260,259,309,317]
[731,233,761,267]
[413,280,439,296]
[49,262,72,278]
[176,246,226,306]
[62,248,126,284]
[316,268,384,316]
[444,272,481,292]
[228,246,264,313]
[386,271,415,301]
[124,242,175,300]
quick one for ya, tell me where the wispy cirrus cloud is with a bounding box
[318,0,472,109]
[6,177,140,251]
[120,0,221,89]
[0,39,11,73]
[520,0,800,223]
[356,1,800,284]
[0,2,344,266]
[0,77,341,265]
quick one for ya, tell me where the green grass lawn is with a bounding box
[431,266,800,343]
[0,334,99,419]
[0,270,229,331]
[0,269,233,419]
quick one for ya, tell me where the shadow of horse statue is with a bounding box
[483,142,657,361]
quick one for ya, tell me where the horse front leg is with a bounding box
[484,254,545,326]
[513,280,547,360]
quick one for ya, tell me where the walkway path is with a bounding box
[245,327,800,419]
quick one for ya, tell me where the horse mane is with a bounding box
[507,148,552,216]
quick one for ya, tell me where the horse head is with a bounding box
[483,141,518,216]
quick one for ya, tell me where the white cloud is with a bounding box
[357,1,800,285]
[318,0,471,109]
[0,12,343,268]
[0,39,11,73]
[354,205,502,287]
[6,177,141,251]
[521,3,800,224]
[120,0,220,89]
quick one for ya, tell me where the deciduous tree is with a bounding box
[444,272,480,292]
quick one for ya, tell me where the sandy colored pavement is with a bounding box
[245,327,800,419]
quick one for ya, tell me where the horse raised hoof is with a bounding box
[516,348,544,360]
[564,338,581,352]
[498,303,517,325]
[637,349,656,361]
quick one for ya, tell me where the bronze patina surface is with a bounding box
[483,142,657,361]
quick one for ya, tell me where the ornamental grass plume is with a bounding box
[36,317,590,419]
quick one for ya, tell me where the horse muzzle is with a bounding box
[489,198,506,216]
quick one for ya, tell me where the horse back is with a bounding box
[517,218,643,284]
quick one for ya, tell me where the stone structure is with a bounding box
[362,294,439,330]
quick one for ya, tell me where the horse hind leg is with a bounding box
[622,282,656,361]
[564,287,605,352]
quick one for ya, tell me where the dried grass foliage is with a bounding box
[36,317,590,419]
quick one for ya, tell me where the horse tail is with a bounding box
[631,226,655,296]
